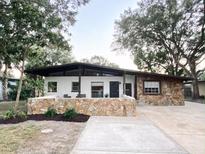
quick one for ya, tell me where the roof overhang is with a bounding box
[135,71,193,81]
[25,62,136,76]
[25,62,193,81]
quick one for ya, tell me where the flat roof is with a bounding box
[25,62,192,81]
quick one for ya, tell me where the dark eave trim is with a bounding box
[24,62,193,81]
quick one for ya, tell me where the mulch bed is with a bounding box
[0,114,90,124]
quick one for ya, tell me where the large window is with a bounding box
[72,82,79,92]
[91,82,104,98]
[144,81,160,95]
[48,82,57,92]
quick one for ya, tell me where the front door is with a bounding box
[125,83,132,96]
[110,81,119,98]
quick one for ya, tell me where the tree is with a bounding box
[8,76,44,100]
[26,46,74,69]
[0,1,16,100]
[0,0,88,110]
[81,56,119,68]
[25,46,75,97]
[114,0,205,98]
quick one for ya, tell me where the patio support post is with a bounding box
[134,75,137,99]
[78,66,82,96]
[123,71,126,95]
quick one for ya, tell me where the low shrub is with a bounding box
[64,108,77,120]
[3,109,28,120]
[17,111,27,119]
[44,107,57,118]
[4,108,16,119]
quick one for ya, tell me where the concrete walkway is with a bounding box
[71,116,188,154]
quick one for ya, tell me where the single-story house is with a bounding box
[25,62,191,106]
[184,80,205,98]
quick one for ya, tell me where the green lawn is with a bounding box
[0,124,40,154]
[0,101,27,116]
[0,101,40,153]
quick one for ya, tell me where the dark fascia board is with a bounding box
[24,62,137,75]
[184,80,205,84]
[136,71,193,81]
[24,62,193,81]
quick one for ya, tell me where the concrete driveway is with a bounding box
[137,101,205,154]
[71,116,188,154]
[72,101,204,154]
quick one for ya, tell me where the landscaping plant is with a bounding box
[17,111,28,119]
[3,108,28,120]
[64,108,77,120]
[44,107,57,118]
[4,108,16,119]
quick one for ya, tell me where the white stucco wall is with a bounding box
[184,82,205,97]
[199,82,205,96]
[44,75,135,98]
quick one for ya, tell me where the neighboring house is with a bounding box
[184,80,205,98]
[25,62,191,105]
[0,77,19,101]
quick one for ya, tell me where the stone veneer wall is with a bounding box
[27,98,136,116]
[136,76,184,105]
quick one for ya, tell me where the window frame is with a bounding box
[71,82,79,92]
[91,82,104,98]
[47,81,57,92]
[143,80,161,95]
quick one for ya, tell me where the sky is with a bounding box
[70,0,138,70]
[8,0,204,78]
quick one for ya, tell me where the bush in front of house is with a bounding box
[4,108,16,119]
[64,108,77,120]
[16,111,28,119]
[3,108,27,120]
[8,84,33,101]
[44,107,57,118]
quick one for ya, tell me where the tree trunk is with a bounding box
[3,64,8,101]
[190,62,200,99]
[14,58,25,111]
[192,77,200,99]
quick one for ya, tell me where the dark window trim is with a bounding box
[71,82,79,92]
[143,80,161,95]
[48,81,57,92]
[91,82,104,98]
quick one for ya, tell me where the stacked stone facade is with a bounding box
[27,98,136,116]
[136,75,184,105]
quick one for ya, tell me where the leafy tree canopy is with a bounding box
[26,46,75,70]
[114,0,204,75]
[114,0,205,98]
[81,56,119,68]
[0,0,88,106]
